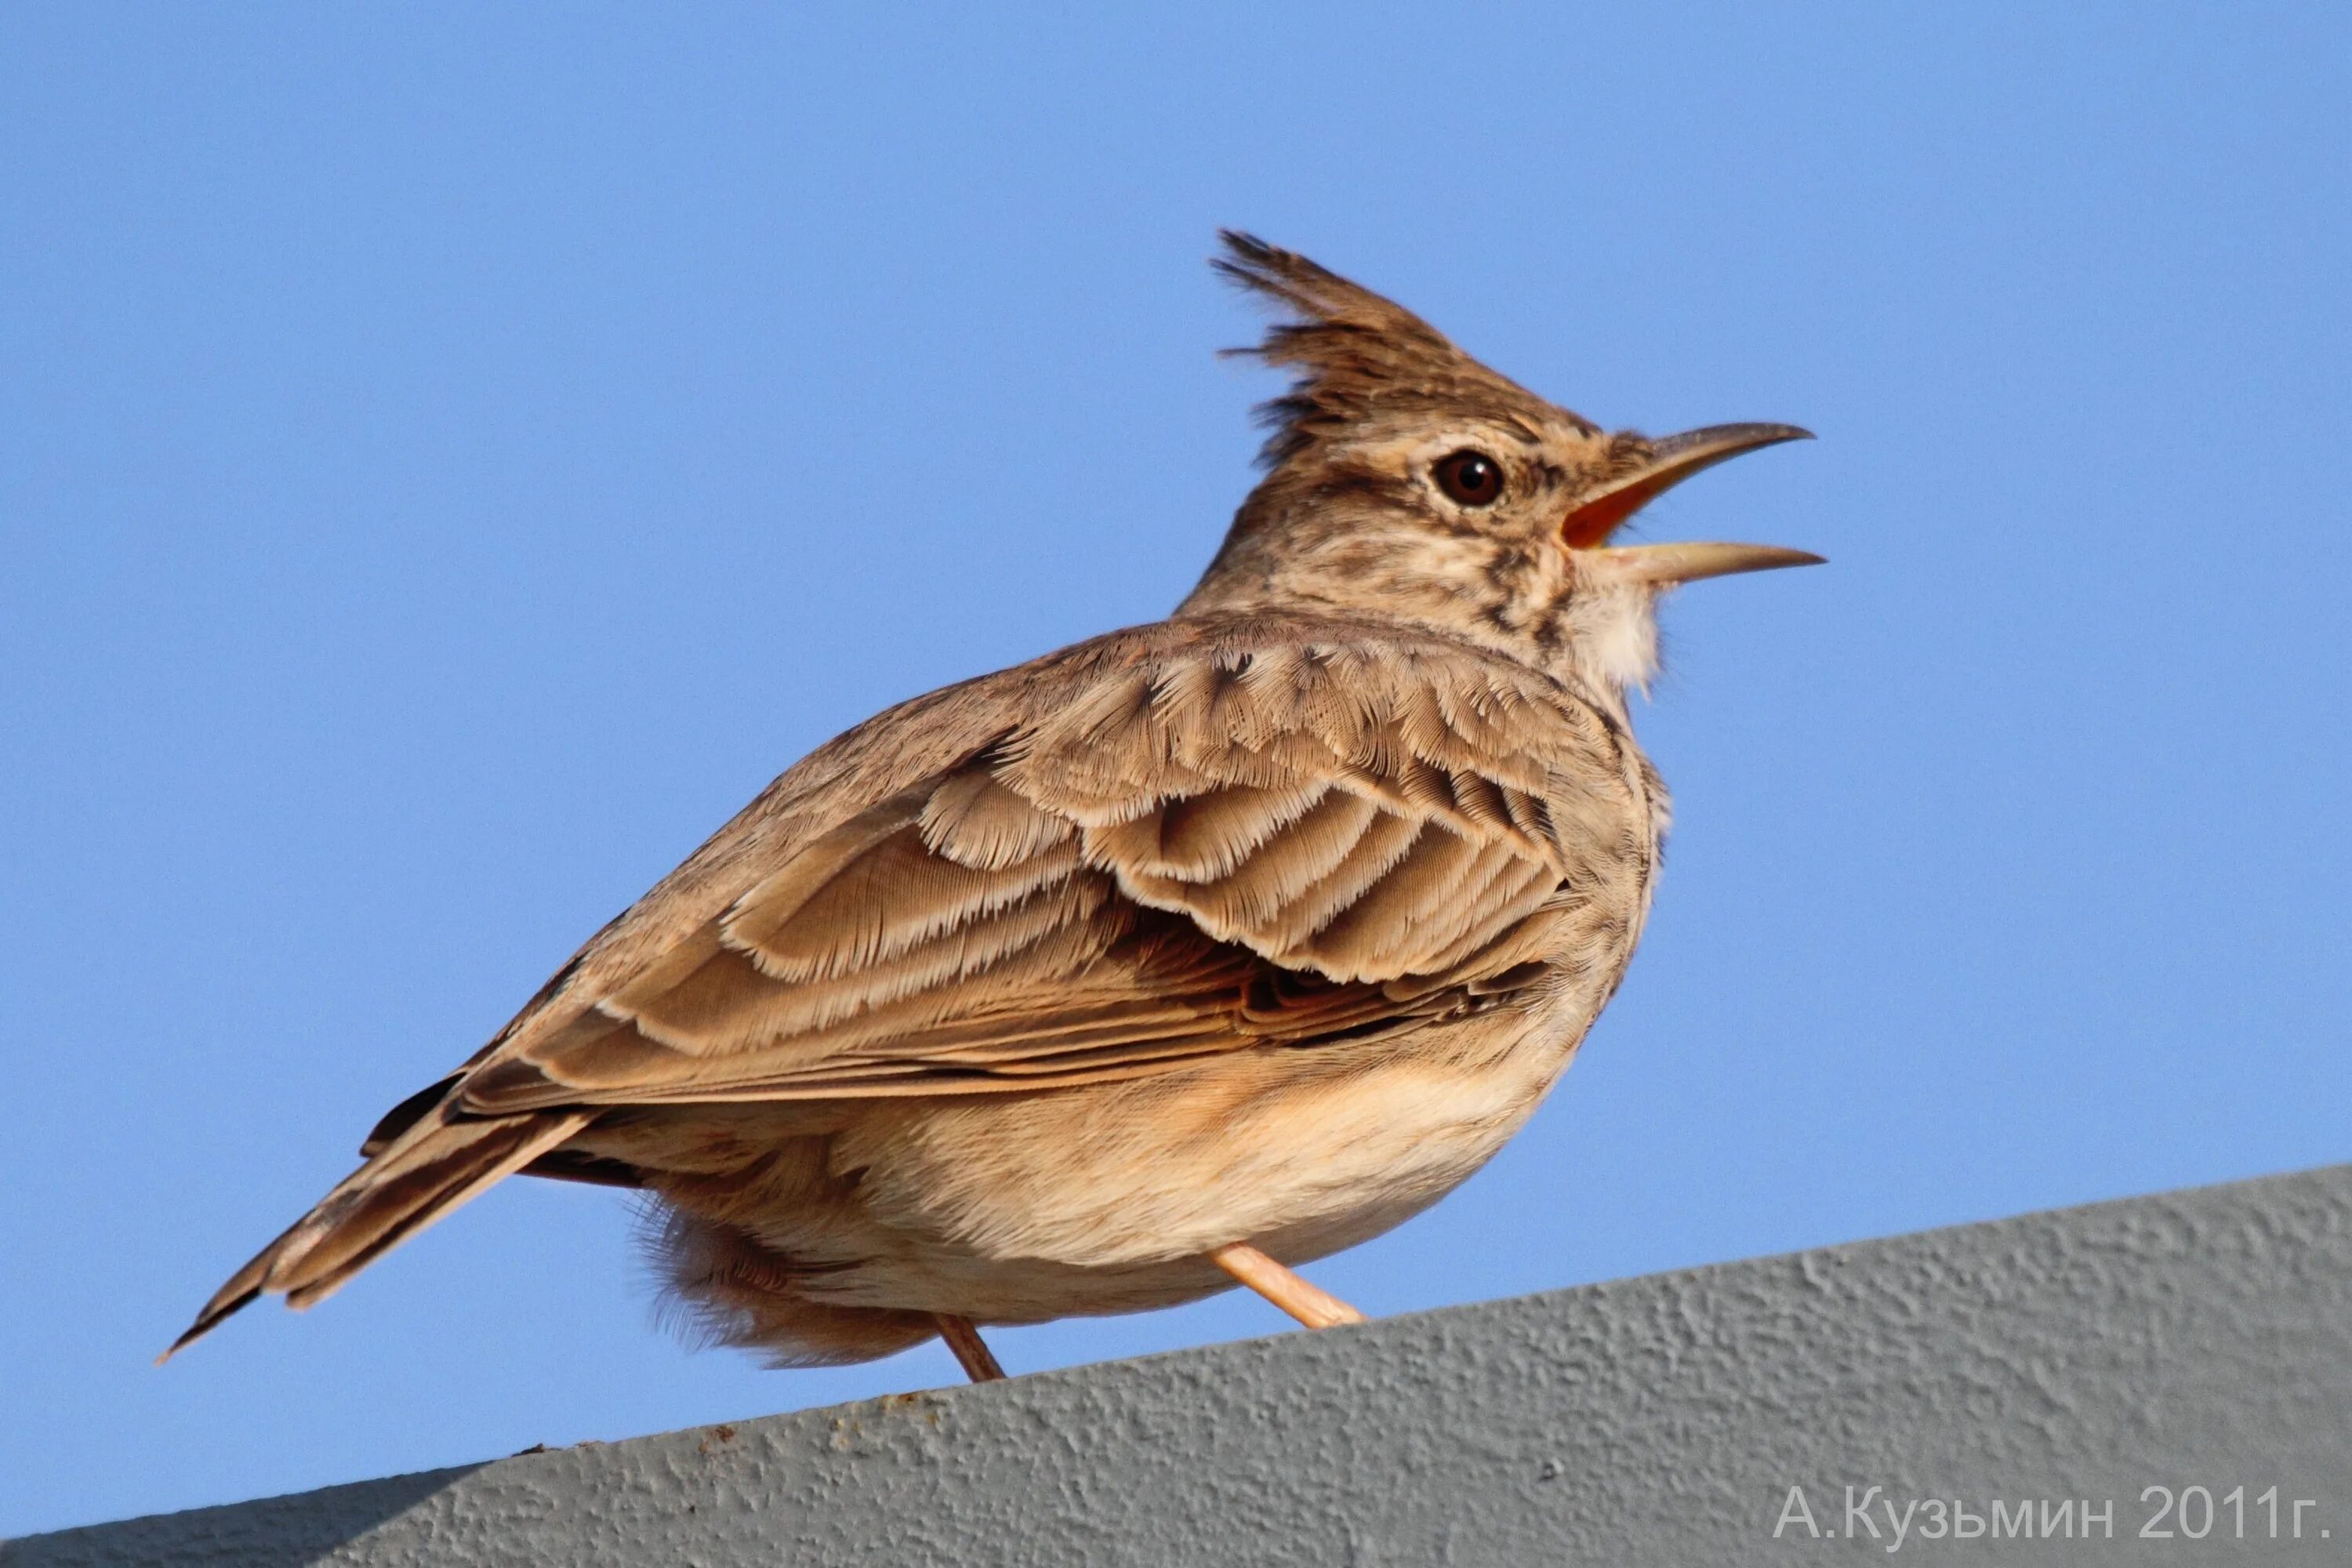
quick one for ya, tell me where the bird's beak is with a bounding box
[1579,539,1825,586]
[1561,422,1814,549]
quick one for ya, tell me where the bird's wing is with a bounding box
[439,630,1635,1116]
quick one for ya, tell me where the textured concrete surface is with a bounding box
[9,1163,2350,1566]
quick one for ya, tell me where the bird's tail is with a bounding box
[161,1104,591,1361]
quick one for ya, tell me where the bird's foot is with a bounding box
[1208,1243,1367,1330]
[933,1312,1006,1382]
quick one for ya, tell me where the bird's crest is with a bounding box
[1213,231,1587,468]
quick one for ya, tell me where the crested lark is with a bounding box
[170,234,1817,1383]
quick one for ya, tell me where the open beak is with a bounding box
[1561,422,1820,583]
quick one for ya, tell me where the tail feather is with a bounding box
[162,1108,590,1361]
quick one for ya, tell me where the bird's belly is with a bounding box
[782,1003,1590,1322]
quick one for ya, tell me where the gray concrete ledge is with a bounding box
[9,1164,2350,1566]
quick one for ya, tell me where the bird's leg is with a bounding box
[933,1312,1006,1383]
[1208,1243,1367,1330]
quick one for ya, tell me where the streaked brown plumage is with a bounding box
[170,234,1817,1375]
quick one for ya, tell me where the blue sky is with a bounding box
[5,2,2347,1539]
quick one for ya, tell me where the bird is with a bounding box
[166,232,1819,1385]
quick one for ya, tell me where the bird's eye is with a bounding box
[1433,449,1504,507]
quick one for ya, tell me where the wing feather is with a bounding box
[446,626,1639,1115]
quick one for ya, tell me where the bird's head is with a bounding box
[1179,233,1819,702]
